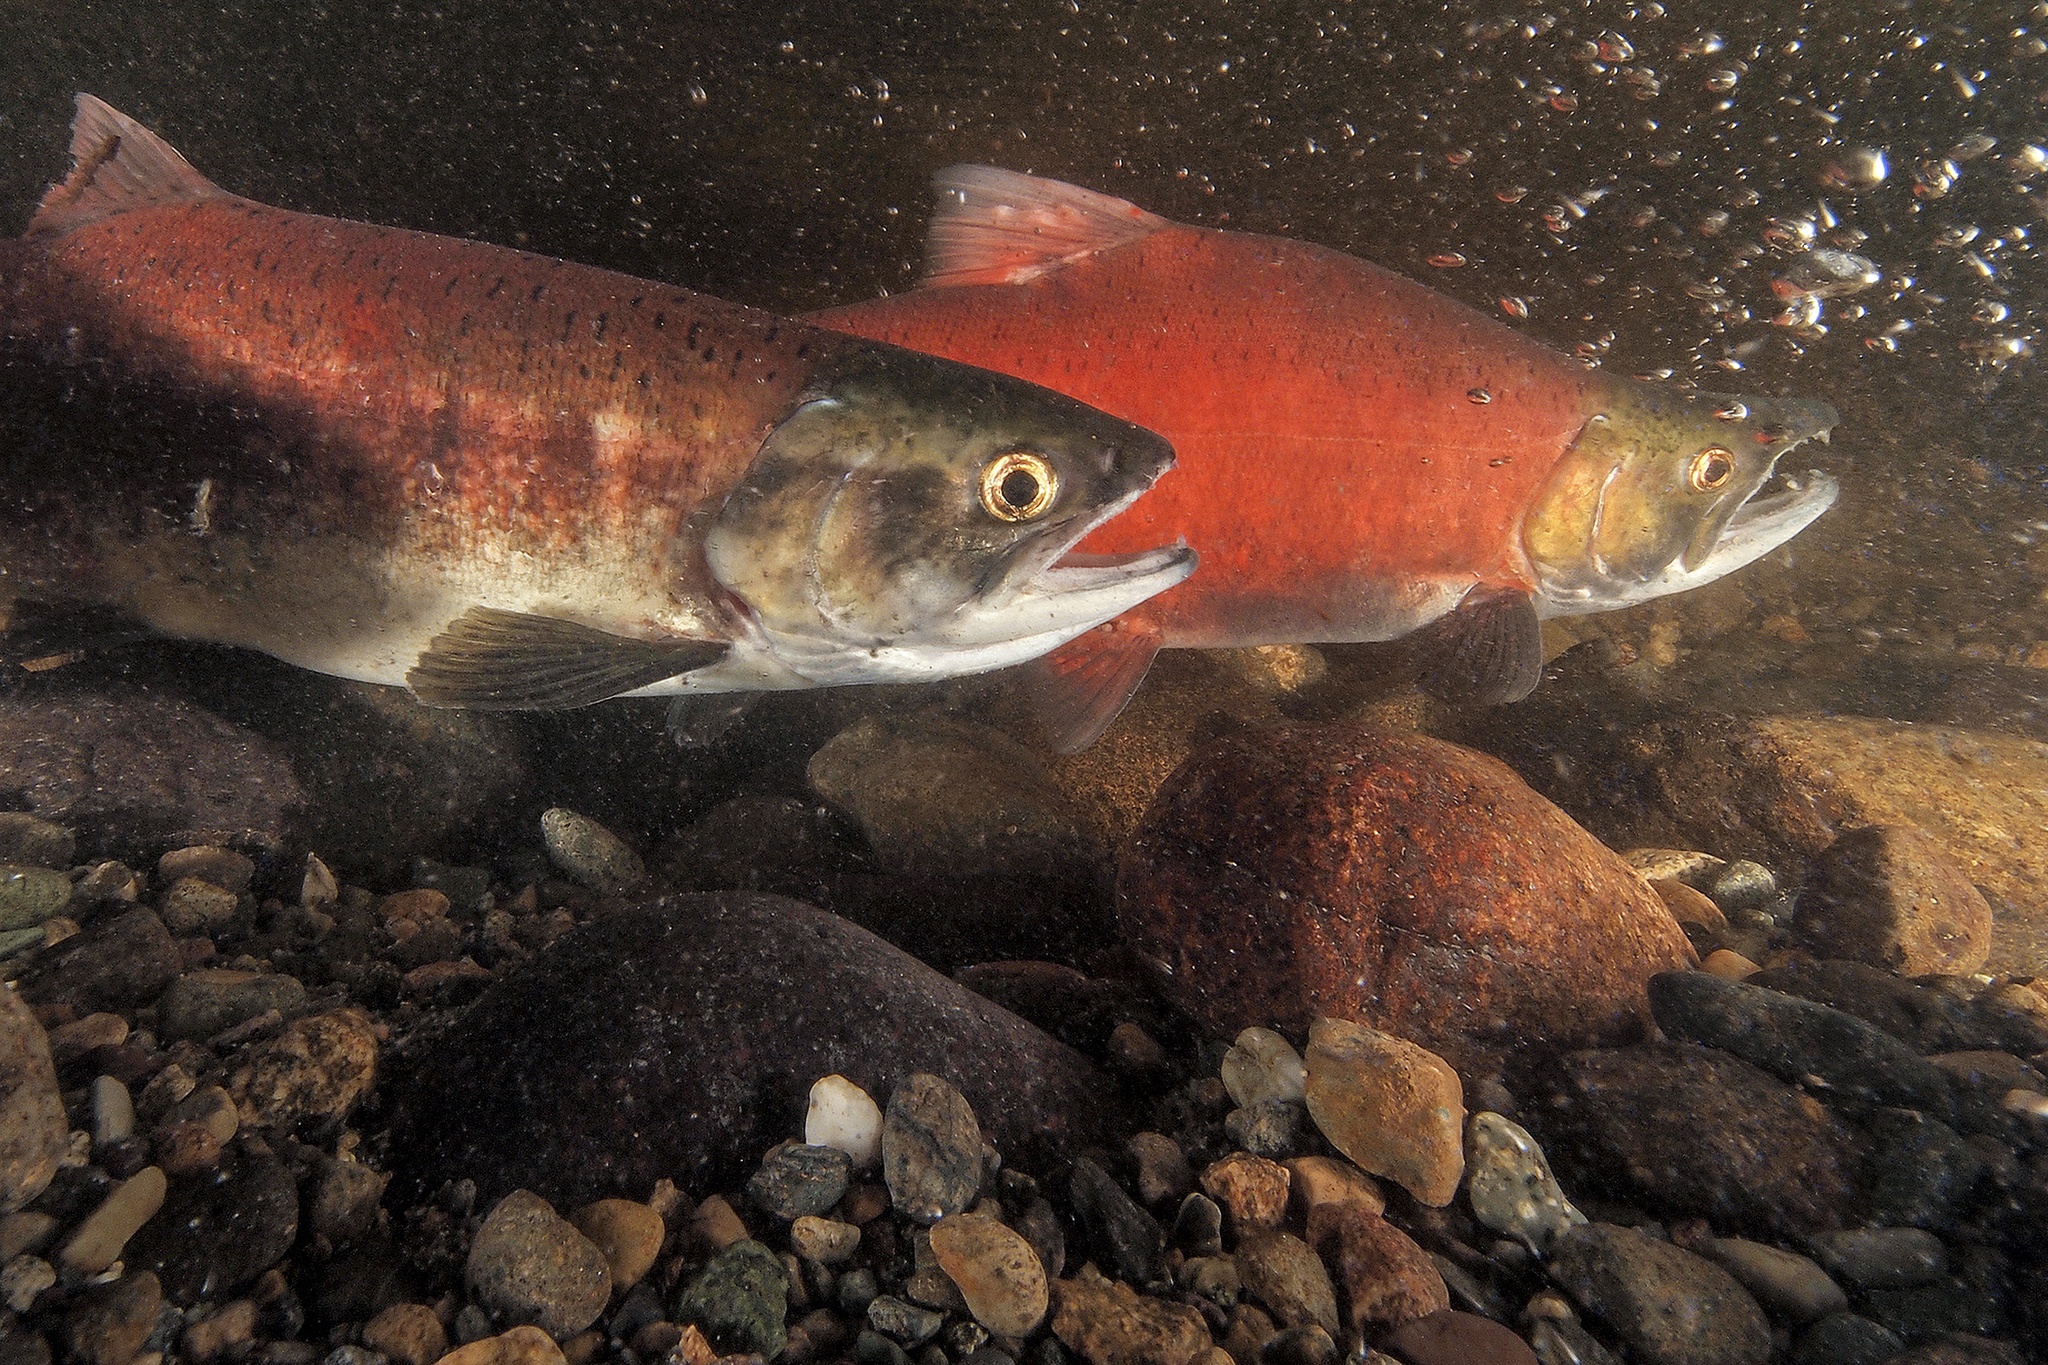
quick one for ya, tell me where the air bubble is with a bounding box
[1428,252,1468,268]
[1935,224,1983,248]
[1499,296,1530,319]
[1772,249,1881,299]
[1950,133,1996,161]
[1468,388,1494,404]
[1697,209,1731,236]
[1760,216,1818,252]
[688,83,709,107]
[1973,300,2012,323]
[1704,68,1741,92]
[1595,31,1636,61]
[1915,157,1960,198]
[1819,146,1887,193]
[1495,184,1529,203]
[1713,402,1749,421]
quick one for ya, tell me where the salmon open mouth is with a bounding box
[962,478,1196,649]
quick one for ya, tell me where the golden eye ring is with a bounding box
[979,450,1058,522]
[1688,446,1737,493]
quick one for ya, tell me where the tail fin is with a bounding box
[29,94,225,237]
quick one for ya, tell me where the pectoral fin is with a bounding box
[407,608,728,709]
[1411,587,1544,706]
[1019,617,1164,753]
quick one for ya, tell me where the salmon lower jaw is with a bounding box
[1536,469,1839,617]
[706,540,1196,689]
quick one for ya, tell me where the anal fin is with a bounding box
[1020,617,1164,753]
[1411,587,1544,706]
[407,607,727,710]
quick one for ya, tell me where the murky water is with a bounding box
[4,2,2048,1359]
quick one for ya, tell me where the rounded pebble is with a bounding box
[1303,1018,1464,1207]
[56,1165,166,1275]
[930,1213,1049,1336]
[540,808,646,895]
[882,1073,984,1223]
[1464,1112,1584,1253]
[807,1074,884,1168]
[466,1189,613,1338]
[1221,1028,1307,1108]
[568,1198,665,1291]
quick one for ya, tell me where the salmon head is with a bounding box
[1523,379,1839,616]
[703,348,1195,686]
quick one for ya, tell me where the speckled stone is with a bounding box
[1380,1310,1536,1365]
[17,907,177,1012]
[158,969,308,1042]
[806,715,1097,881]
[0,988,66,1215]
[1315,1206,1446,1336]
[435,1325,567,1365]
[1302,1019,1463,1207]
[1550,1224,1770,1365]
[0,815,74,870]
[568,1199,664,1291]
[1527,1042,1860,1240]
[1788,1312,1901,1365]
[1049,1269,1211,1365]
[672,1238,789,1358]
[1199,1154,1289,1238]
[1117,727,1696,1071]
[0,867,71,932]
[228,1008,377,1129]
[466,1190,612,1338]
[930,1215,1048,1337]
[540,808,646,896]
[63,1271,162,1365]
[1235,1230,1337,1335]
[362,1303,448,1365]
[1464,1112,1584,1253]
[126,1149,299,1299]
[1695,1239,1845,1326]
[391,894,1118,1205]
[884,1073,984,1224]
[1807,1228,1946,1291]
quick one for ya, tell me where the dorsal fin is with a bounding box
[29,94,226,237]
[921,165,1169,288]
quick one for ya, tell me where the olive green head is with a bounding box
[704,346,1192,684]
[1524,379,1839,615]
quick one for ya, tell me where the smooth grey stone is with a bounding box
[1551,1223,1770,1365]
[1069,1157,1163,1285]
[1696,1237,1846,1325]
[1648,972,1954,1115]
[1789,1312,1903,1365]
[1808,1228,1947,1290]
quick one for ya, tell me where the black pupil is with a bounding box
[1000,468,1041,510]
[1703,456,1730,484]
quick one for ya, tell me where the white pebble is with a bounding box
[806,1074,883,1169]
[91,1075,135,1147]
[302,853,340,908]
[1220,1027,1307,1108]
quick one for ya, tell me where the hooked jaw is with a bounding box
[1527,385,1841,618]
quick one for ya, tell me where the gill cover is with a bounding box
[1523,380,1838,593]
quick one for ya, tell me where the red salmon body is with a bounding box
[0,102,1195,706]
[810,167,1839,747]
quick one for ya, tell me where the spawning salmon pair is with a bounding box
[0,96,1837,748]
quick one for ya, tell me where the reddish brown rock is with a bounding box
[1525,1042,1861,1240]
[1117,728,1695,1069]
[1797,825,1993,975]
[1315,1205,1448,1337]
[1198,1154,1290,1238]
[1380,1310,1536,1365]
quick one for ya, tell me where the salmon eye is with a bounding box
[1688,446,1736,492]
[979,451,1058,522]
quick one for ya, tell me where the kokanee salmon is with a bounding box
[812,167,1839,749]
[0,99,1195,707]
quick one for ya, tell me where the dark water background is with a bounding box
[3,0,2045,789]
